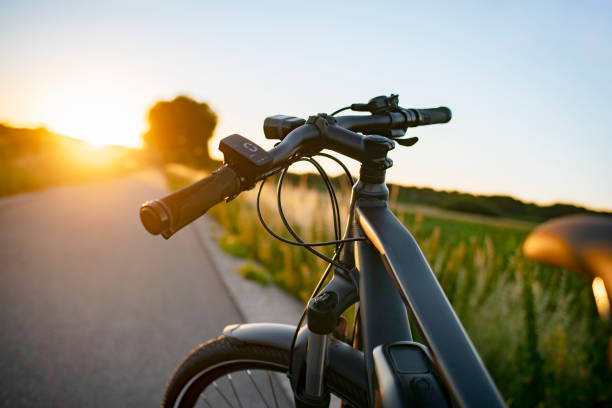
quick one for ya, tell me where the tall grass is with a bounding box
[166,169,611,407]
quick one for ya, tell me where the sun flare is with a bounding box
[43,81,145,148]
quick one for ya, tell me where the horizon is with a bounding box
[2,119,609,213]
[1,1,610,210]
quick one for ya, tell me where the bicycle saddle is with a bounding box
[523,214,612,284]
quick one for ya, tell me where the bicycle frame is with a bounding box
[224,175,505,407]
[355,196,504,407]
[340,176,503,406]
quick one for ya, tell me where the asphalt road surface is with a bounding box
[0,171,246,407]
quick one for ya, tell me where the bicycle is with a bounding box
[140,95,506,407]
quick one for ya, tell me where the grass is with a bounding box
[239,262,270,286]
[164,166,611,407]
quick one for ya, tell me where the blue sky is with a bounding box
[1,1,610,210]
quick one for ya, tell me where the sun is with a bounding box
[43,81,145,147]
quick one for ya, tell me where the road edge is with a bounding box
[189,215,305,326]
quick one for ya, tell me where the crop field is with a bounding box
[166,167,611,407]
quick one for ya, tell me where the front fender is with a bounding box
[223,322,296,350]
[223,323,367,407]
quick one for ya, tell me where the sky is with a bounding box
[1,0,611,210]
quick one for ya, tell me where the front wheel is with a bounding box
[162,335,365,408]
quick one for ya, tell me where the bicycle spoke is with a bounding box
[198,394,214,408]
[213,380,236,408]
[267,370,280,408]
[247,369,271,408]
[227,374,244,408]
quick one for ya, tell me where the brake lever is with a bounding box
[351,94,400,114]
[395,137,419,147]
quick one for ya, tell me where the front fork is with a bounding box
[305,332,328,397]
[293,270,359,408]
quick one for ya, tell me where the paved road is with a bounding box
[0,172,244,407]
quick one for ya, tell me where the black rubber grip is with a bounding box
[140,166,240,239]
[414,107,452,125]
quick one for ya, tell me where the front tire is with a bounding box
[162,335,366,407]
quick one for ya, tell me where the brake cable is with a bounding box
[255,152,359,378]
[255,159,364,252]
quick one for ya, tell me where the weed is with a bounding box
[239,262,270,286]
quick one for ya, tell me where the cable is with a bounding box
[312,155,361,288]
[330,106,351,116]
[278,156,348,374]
[255,152,362,379]
[297,157,342,242]
[277,153,355,247]
[307,153,361,287]
[314,152,354,186]
[276,159,341,246]
[256,177,364,249]
[287,249,340,377]
[274,155,361,293]
[256,181,355,279]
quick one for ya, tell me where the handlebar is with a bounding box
[140,96,452,238]
[140,166,240,239]
[412,107,452,126]
[337,107,451,133]
[263,107,451,142]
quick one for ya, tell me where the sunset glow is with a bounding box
[42,81,145,147]
[0,1,610,209]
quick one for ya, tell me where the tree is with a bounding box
[142,95,217,167]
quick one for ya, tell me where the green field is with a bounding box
[165,167,611,407]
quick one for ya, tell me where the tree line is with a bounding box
[282,172,610,223]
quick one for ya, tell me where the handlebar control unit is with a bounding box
[219,134,273,176]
